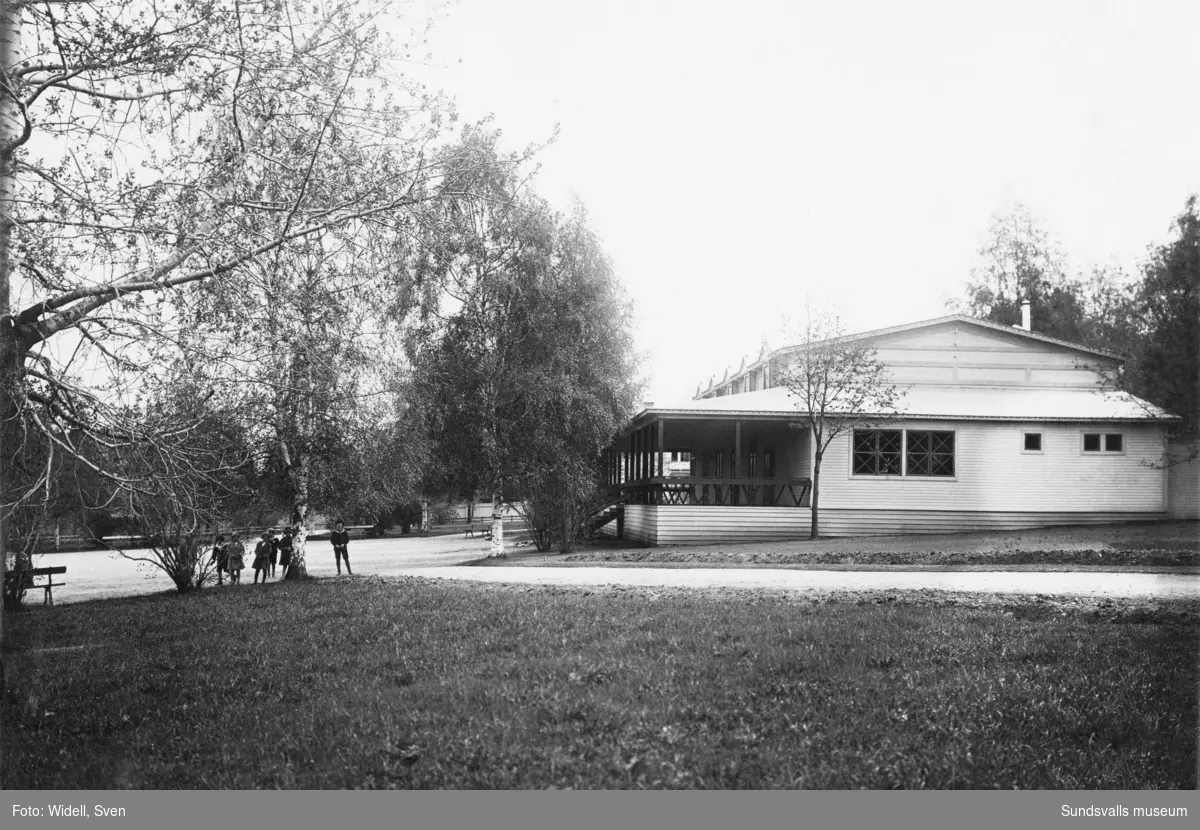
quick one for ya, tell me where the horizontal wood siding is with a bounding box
[622,504,657,544]
[653,507,811,544]
[871,323,1114,388]
[819,421,1167,513]
[814,509,1169,537]
[1167,442,1199,519]
[643,506,1168,544]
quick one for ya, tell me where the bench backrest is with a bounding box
[20,566,67,576]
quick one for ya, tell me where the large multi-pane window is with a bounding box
[906,431,955,477]
[852,430,903,475]
[853,429,955,477]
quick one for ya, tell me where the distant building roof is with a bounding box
[696,314,1125,400]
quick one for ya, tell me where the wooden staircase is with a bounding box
[588,503,623,535]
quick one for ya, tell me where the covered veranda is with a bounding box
[598,408,814,544]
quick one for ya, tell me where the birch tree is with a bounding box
[410,134,638,554]
[0,0,502,670]
[778,309,905,539]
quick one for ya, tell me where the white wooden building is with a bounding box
[599,314,1179,544]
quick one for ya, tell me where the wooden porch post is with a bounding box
[637,427,644,481]
[645,425,651,481]
[734,420,742,505]
[635,428,642,482]
[657,420,665,477]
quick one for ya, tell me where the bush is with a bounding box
[120,533,218,594]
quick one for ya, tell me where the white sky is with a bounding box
[405,0,1200,406]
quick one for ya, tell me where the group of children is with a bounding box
[210,527,295,585]
[207,522,353,584]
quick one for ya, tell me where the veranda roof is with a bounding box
[638,385,1177,423]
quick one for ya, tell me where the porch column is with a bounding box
[657,420,665,477]
[642,426,650,481]
[734,420,742,477]
[636,427,643,481]
[734,420,742,505]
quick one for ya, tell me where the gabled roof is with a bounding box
[775,314,1124,363]
[695,314,1125,401]
[637,384,1177,427]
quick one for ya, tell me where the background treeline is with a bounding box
[954,198,1199,440]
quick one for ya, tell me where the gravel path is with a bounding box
[387,565,1200,600]
[21,525,1200,605]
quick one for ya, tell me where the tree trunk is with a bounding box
[809,453,821,540]
[489,491,504,557]
[285,454,310,578]
[0,0,23,677]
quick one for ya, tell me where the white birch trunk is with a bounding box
[490,492,504,557]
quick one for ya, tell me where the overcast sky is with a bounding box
[405,0,1200,405]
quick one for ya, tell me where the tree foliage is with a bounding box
[0,0,515,594]
[411,133,639,553]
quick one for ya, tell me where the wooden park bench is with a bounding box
[5,566,68,606]
[464,525,492,540]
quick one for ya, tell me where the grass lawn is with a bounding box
[2,577,1196,789]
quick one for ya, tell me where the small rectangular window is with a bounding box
[1105,434,1123,452]
[764,451,774,478]
[716,451,724,478]
[1083,433,1101,452]
[1024,433,1042,451]
[748,452,757,478]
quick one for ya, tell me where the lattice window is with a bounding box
[852,430,903,476]
[906,431,955,477]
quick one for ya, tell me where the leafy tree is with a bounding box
[777,309,905,539]
[1131,196,1200,440]
[411,134,639,553]
[955,204,1092,343]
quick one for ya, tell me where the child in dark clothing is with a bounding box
[252,531,273,584]
[330,522,352,575]
[277,527,294,577]
[211,535,228,585]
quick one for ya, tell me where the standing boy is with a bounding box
[227,533,246,583]
[211,535,228,585]
[330,522,352,575]
[277,527,294,578]
[252,531,273,584]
